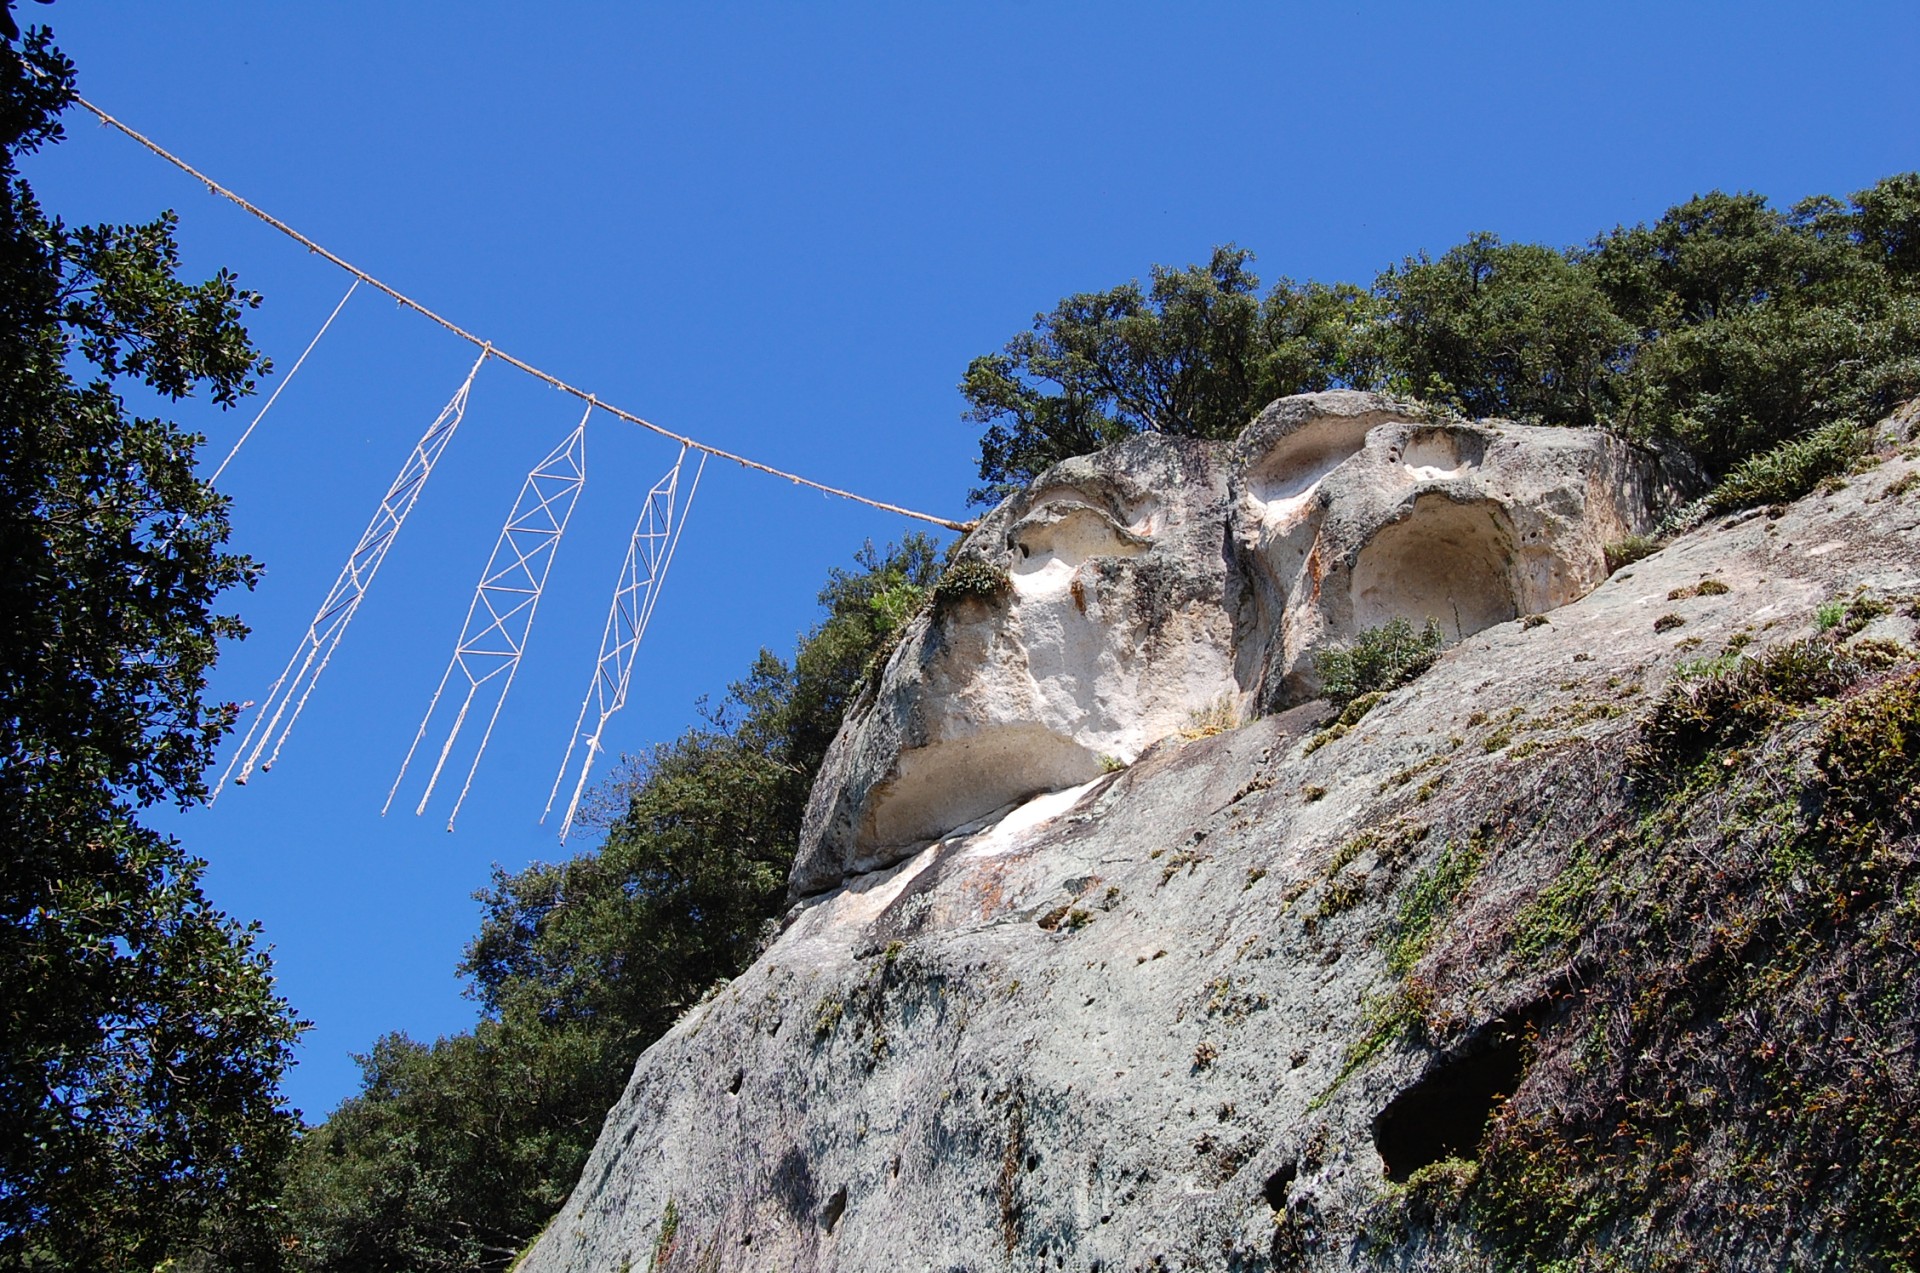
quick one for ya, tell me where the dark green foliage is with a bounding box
[966,177,1920,498]
[1314,618,1445,707]
[281,1026,615,1273]
[1701,417,1866,513]
[1375,233,1631,428]
[0,18,304,1271]
[961,246,1382,502]
[282,538,944,1271]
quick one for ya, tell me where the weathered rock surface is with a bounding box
[1229,392,1698,710]
[519,402,1920,1273]
[790,433,1238,900]
[791,393,1693,900]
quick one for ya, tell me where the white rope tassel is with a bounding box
[211,279,359,483]
[385,403,591,828]
[546,447,706,841]
[216,348,489,799]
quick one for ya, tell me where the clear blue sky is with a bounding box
[30,2,1920,1120]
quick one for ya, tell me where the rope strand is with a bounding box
[75,94,972,532]
[211,277,358,482]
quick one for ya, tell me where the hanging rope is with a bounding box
[74,94,972,533]
[211,278,359,482]
[214,347,491,799]
[386,402,592,829]
[546,446,706,841]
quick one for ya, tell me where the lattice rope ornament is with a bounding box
[546,445,707,841]
[216,347,490,798]
[387,404,591,829]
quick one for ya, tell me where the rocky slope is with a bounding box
[519,396,1920,1272]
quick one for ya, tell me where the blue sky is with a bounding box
[30,2,1920,1120]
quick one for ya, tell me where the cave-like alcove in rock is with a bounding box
[858,723,1101,855]
[1349,493,1517,641]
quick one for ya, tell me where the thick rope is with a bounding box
[75,94,972,533]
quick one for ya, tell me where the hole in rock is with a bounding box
[1400,426,1486,480]
[772,1146,816,1221]
[861,724,1100,853]
[1245,414,1373,513]
[1371,1033,1525,1182]
[821,1185,848,1233]
[1010,497,1150,585]
[1350,495,1516,641]
[1262,1160,1297,1212]
[728,1069,743,1095]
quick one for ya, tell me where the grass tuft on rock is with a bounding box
[1315,618,1445,708]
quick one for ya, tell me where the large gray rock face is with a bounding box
[790,394,1693,901]
[516,400,1920,1273]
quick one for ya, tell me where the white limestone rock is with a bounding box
[1229,391,1699,708]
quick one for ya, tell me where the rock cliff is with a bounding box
[519,395,1920,1272]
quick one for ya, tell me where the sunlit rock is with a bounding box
[791,393,1695,899]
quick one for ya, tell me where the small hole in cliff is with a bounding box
[1025,1151,1041,1172]
[728,1069,743,1095]
[1371,1034,1526,1182]
[1262,1160,1296,1212]
[821,1185,848,1233]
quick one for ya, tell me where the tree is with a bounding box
[1374,233,1632,428]
[281,537,944,1272]
[1591,186,1920,467]
[965,176,1920,495]
[962,246,1286,503]
[0,15,304,1270]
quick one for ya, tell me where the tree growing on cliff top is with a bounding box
[965,177,1920,501]
[0,14,304,1270]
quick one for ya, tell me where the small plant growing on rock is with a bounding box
[1603,534,1659,573]
[1180,696,1240,740]
[932,556,1011,614]
[1652,613,1686,633]
[1401,1156,1480,1226]
[1315,618,1445,707]
[1704,418,1865,514]
[1630,637,1865,781]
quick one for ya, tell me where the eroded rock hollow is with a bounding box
[791,392,1690,900]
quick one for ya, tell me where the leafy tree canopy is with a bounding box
[0,13,304,1271]
[965,177,1920,500]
